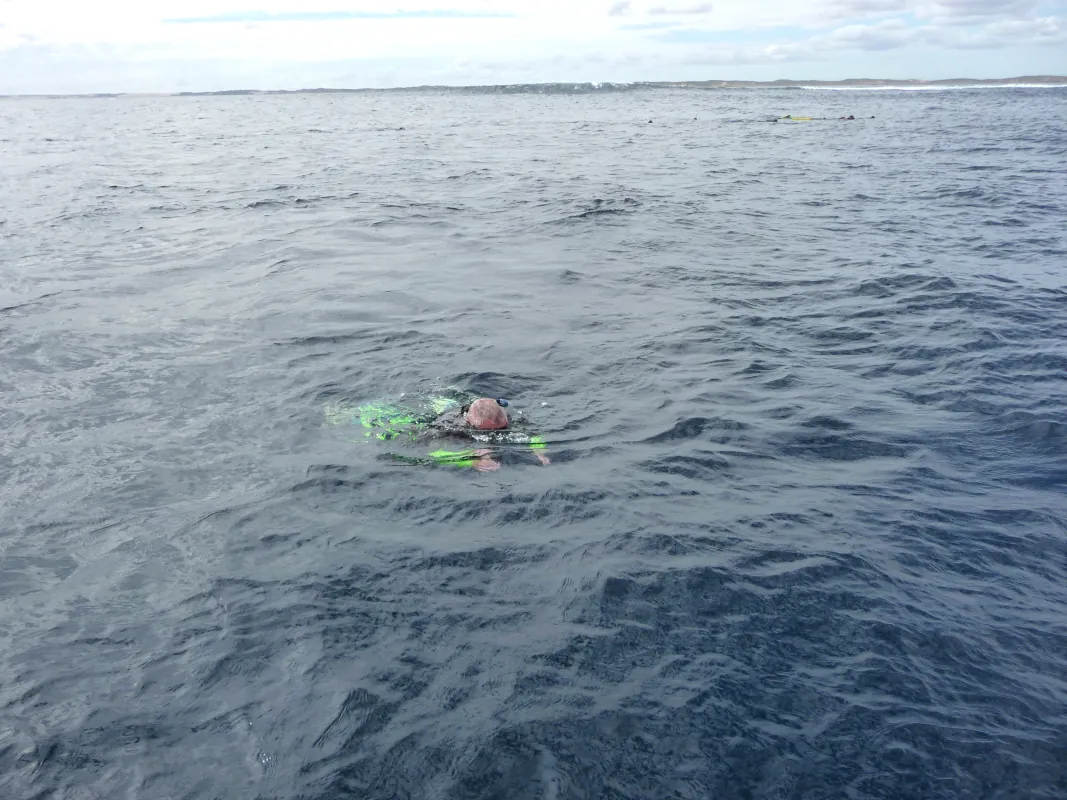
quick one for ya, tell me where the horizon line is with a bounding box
[3,75,1066,99]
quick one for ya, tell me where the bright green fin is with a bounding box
[427,448,480,467]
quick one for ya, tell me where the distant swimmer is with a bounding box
[325,391,550,471]
[839,115,856,120]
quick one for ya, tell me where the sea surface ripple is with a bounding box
[1,87,1066,799]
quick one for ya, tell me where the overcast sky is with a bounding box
[1,0,1065,93]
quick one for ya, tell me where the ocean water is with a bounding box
[1,86,1066,799]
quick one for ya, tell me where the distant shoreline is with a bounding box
[3,75,1065,99]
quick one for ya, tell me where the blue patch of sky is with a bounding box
[165,10,515,24]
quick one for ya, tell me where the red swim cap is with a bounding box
[465,398,508,430]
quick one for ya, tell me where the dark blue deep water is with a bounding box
[2,86,1067,800]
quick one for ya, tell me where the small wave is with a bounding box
[639,416,746,444]
[640,452,731,480]
[543,196,641,225]
[780,432,912,461]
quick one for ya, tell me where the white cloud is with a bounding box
[948,14,1066,45]
[917,0,1040,22]
[824,18,917,49]
[648,3,714,14]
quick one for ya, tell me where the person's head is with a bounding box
[465,398,509,430]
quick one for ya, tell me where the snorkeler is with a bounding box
[422,397,550,470]
[431,397,509,434]
[324,392,550,471]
